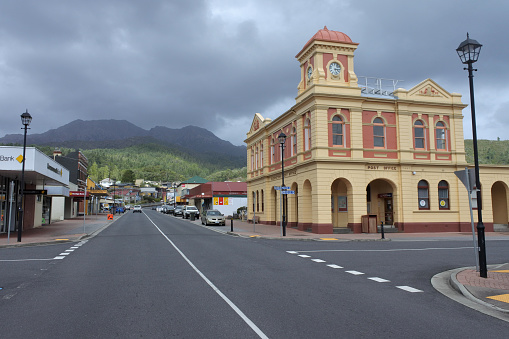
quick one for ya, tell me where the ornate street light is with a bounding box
[278,131,287,236]
[456,33,487,278]
[18,110,32,242]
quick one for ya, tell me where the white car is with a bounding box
[133,205,142,213]
[182,206,199,219]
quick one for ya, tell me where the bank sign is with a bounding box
[0,146,69,185]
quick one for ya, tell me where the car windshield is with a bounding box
[207,211,221,216]
[188,207,198,211]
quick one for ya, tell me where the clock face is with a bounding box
[307,67,312,80]
[329,62,341,76]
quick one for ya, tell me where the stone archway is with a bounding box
[366,178,397,229]
[288,182,298,227]
[298,180,312,231]
[491,181,508,229]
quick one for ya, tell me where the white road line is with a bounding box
[0,258,55,262]
[298,255,311,258]
[286,251,298,254]
[345,270,364,275]
[65,249,74,252]
[326,264,343,269]
[70,247,79,249]
[145,214,269,339]
[396,286,423,293]
[311,259,326,263]
[54,256,66,260]
[295,247,473,253]
[368,277,390,283]
[58,253,70,256]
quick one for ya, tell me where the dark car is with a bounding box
[166,206,175,215]
[174,205,184,217]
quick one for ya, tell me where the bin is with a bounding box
[361,215,377,233]
[190,212,196,221]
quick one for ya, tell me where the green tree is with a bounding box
[121,169,136,183]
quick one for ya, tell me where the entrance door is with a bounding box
[384,198,393,225]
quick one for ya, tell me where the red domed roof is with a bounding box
[297,26,357,57]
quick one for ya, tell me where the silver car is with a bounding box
[201,210,226,226]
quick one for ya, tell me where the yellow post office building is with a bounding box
[245,27,509,234]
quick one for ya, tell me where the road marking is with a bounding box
[54,256,66,260]
[396,286,423,293]
[58,253,70,256]
[294,247,473,253]
[286,251,298,254]
[345,270,364,275]
[65,249,74,252]
[327,264,343,269]
[311,259,326,263]
[487,294,509,303]
[368,277,390,283]
[319,238,339,241]
[55,238,69,241]
[145,214,269,339]
[0,258,55,262]
[298,255,311,258]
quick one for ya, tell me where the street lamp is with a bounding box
[456,33,487,278]
[17,110,32,242]
[278,131,287,236]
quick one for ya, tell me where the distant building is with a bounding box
[188,182,247,216]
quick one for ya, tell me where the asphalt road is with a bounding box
[1,209,508,338]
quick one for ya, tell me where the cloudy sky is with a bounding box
[0,0,506,146]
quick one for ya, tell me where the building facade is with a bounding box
[245,27,509,234]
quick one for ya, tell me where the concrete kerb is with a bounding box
[432,267,509,323]
[78,213,124,241]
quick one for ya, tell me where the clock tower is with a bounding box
[296,26,360,101]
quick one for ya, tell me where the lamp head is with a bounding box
[21,110,32,126]
[456,33,482,64]
[278,132,287,145]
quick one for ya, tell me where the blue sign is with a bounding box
[274,186,281,190]
[281,186,290,189]
[282,190,295,194]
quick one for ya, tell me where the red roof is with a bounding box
[297,26,357,57]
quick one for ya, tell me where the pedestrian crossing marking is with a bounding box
[487,294,509,303]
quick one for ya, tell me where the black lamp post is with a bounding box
[18,110,32,242]
[278,131,287,236]
[456,33,487,278]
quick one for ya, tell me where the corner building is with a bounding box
[245,27,509,234]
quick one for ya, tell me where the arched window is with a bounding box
[250,147,254,170]
[255,146,259,169]
[438,180,449,210]
[332,115,344,146]
[373,117,385,148]
[292,127,297,156]
[414,120,426,149]
[252,191,256,212]
[304,119,311,151]
[271,139,275,164]
[418,180,429,210]
[436,122,447,150]
[256,190,259,212]
[261,190,264,212]
[260,143,264,167]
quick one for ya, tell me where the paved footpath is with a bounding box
[2,210,509,319]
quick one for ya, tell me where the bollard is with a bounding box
[230,218,233,232]
[191,212,195,221]
[380,220,385,239]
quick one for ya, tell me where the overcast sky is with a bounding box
[0,1,506,146]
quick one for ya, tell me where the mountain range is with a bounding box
[0,119,247,168]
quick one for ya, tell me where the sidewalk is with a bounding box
[0,212,119,247]
[1,211,508,317]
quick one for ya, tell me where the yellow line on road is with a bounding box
[490,270,509,273]
[55,239,69,241]
[319,238,339,241]
[487,294,509,303]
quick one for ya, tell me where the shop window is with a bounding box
[436,122,447,150]
[304,119,311,151]
[414,120,426,149]
[332,115,344,146]
[373,117,385,148]
[438,180,449,209]
[292,127,297,156]
[418,180,429,210]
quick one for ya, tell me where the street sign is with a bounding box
[455,168,476,192]
[281,186,290,190]
[282,190,295,194]
[23,190,46,195]
[274,186,281,190]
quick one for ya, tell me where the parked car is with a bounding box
[183,205,199,219]
[133,205,142,213]
[201,209,226,226]
[166,206,175,215]
[116,206,125,213]
[174,205,184,217]
[161,205,170,213]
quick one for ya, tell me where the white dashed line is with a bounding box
[311,259,326,263]
[368,277,390,283]
[59,253,70,256]
[298,255,311,258]
[345,270,365,275]
[396,286,423,293]
[286,251,298,254]
[54,256,66,260]
[327,264,343,269]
